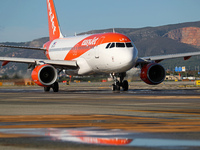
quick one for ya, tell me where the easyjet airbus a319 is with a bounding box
[1,0,200,92]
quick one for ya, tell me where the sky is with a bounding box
[0,0,200,42]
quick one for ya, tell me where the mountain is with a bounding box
[1,21,200,76]
[0,37,49,76]
[80,21,200,56]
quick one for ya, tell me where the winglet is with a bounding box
[46,0,63,41]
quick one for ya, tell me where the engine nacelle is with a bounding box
[140,63,166,85]
[31,64,57,87]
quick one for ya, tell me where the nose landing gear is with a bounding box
[110,72,129,91]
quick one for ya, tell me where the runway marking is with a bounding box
[131,103,189,105]
[111,96,200,99]
[0,133,38,138]
[123,109,200,115]
[0,114,200,136]
[1,93,200,101]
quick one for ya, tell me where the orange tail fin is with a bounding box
[46,0,63,41]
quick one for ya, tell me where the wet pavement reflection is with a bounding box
[1,82,200,149]
[0,127,200,148]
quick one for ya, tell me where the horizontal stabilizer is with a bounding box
[0,44,46,51]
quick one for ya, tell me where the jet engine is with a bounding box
[31,64,57,87]
[140,63,165,85]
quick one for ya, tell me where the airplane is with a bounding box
[47,128,133,146]
[1,0,200,92]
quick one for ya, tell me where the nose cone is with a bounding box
[106,46,138,73]
[101,33,138,73]
[118,47,138,72]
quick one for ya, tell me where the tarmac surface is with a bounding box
[0,81,200,150]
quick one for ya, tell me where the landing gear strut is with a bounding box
[110,72,129,91]
[44,81,59,92]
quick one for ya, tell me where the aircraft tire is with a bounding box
[44,86,50,92]
[116,84,120,91]
[116,81,121,91]
[122,80,129,91]
[112,83,120,91]
[112,84,116,91]
[52,81,59,92]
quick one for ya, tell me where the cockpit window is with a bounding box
[106,43,111,49]
[106,42,133,49]
[110,43,115,48]
[116,43,125,48]
[125,42,133,47]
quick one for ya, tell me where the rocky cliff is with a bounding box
[164,27,200,48]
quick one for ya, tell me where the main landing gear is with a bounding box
[44,81,59,92]
[110,72,129,91]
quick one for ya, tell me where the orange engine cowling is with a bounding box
[31,64,57,87]
[140,63,166,85]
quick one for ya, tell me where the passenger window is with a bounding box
[106,43,111,49]
[116,43,125,48]
[110,43,115,48]
[126,42,133,47]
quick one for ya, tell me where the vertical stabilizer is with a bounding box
[46,0,63,41]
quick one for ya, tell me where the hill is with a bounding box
[0,37,48,76]
[80,21,200,56]
[1,21,200,76]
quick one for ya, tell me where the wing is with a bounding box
[0,57,77,69]
[0,44,78,69]
[0,44,46,51]
[136,51,200,66]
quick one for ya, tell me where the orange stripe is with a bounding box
[65,33,131,60]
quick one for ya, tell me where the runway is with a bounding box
[0,81,200,150]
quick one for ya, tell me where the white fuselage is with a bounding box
[46,33,138,75]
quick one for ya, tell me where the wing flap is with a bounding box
[0,57,77,69]
[137,51,200,65]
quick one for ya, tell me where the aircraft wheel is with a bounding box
[112,84,116,91]
[122,80,129,91]
[115,81,121,91]
[44,86,50,92]
[52,81,59,92]
[112,83,120,91]
[116,84,120,91]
